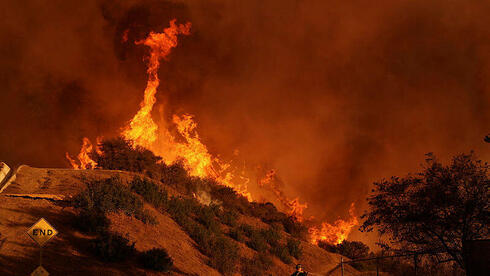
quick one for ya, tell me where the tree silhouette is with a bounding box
[360,152,489,272]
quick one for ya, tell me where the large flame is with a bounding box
[308,203,359,245]
[123,19,191,149]
[66,19,356,245]
[121,20,251,200]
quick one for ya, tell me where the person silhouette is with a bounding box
[291,264,308,276]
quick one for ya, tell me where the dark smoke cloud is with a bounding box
[0,0,489,244]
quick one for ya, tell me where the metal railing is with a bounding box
[340,252,422,276]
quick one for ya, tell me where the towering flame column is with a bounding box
[123,20,191,148]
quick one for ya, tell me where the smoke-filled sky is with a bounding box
[0,0,489,243]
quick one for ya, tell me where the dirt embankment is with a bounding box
[0,165,358,275]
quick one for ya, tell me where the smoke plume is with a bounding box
[0,0,489,244]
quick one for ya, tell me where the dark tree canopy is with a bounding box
[91,137,162,176]
[361,152,489,271]
[318,240,370,260]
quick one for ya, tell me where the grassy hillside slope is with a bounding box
[0,165,358,275]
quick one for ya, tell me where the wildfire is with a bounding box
[66,19,357,245]
[123,19,191,149]
[308,203,359,245]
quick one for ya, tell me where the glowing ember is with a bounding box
[309,203,359,245]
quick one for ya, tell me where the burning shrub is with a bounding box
[92,232,136,262]
[160,161,212,195]
[139,248,173,272]
[130,177,168,209]
[210,185,251,214]
[160,162,188,187]
[250,202,287,224]
[286,238,303,259]
[92,137,162,178]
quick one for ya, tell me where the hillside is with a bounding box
[0,165,359,275]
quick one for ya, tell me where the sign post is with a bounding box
[26,218,58,276]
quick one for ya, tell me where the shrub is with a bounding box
[337,240,370,259]
[75,209,110,233]
[229,226,246,243]
[140,248,173,272]
[239,224,254,237]
[208,236,240,275]
[317,240,337,254]
[167,196,199,216]
[130,177,168,208]
[256,252,274,270]
[260,227,281,247]
[272,244,292,264]
[318,240,369,260]
[92,232,135,262]
[92,137,162,178]
[240,258,262,276]
[196,205,221,234]
[160,161,211,195]
[72,176,154,237]
[210,185,251,214]
[135,209,158,225]
[74,176,143,216]
[188,222,214,255]
[219,209,239,227]
[250,202,287,223]
[282,216,308,240]
[240,252,274,276]
[286,238,302,259]
[247,230,268,253]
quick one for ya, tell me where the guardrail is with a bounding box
[339,252,426,276]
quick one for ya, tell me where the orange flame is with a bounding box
[66,137,98,170]
[308,203,359,245]
[258,170,308,221]
[123,19,191,149]
[66,20,357,245]
[120,20,251,200]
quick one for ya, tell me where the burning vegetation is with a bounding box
[66,19,358,246]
